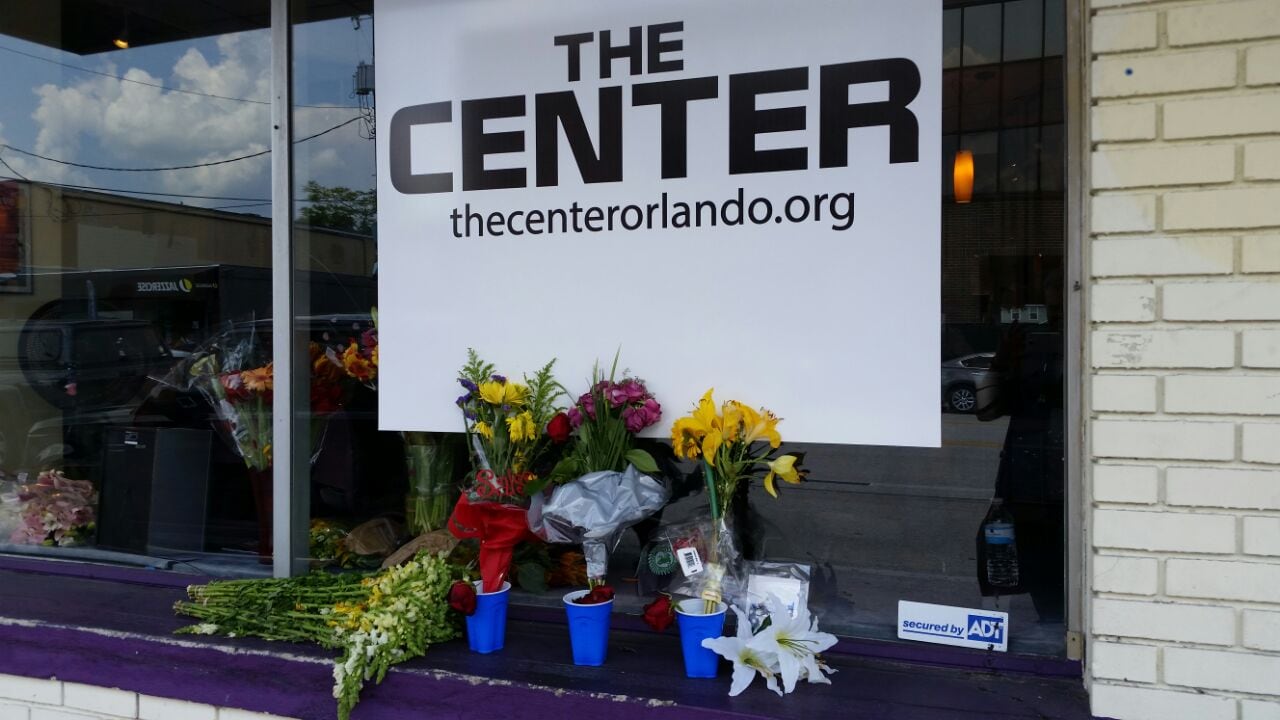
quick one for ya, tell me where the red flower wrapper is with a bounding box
[448,494,536,593]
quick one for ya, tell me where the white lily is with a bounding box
[702,606,783,696]
[748,595,838,692]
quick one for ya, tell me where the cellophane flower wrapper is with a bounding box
[159,326,342,470]
[637,513,747,608]
[527,465,669,581]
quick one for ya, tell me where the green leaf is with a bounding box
[516,562,547,594]
[625,449,659,474]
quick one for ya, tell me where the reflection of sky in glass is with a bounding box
[1003,0,1043,61]
[963,4,1002,66]
[0,18,374,217]
[943,9,962,69]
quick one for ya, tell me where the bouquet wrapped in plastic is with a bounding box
[636,513,747,608]
[529,465,668,583]
[7,469,98,547]
[175,326,344,471]
[528,363,667,586]
[670,389,808,611]
[448,349,565,592]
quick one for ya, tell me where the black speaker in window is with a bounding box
[97,426,212,555]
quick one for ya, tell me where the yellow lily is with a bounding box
[720,400,744,443]
[477,381,506,405]
[739,403,782,448]
[763,454,802,498]
[671,417,705,460]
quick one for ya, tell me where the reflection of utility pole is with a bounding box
[351,15,375,140]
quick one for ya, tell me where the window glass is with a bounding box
[943,9,963,69]
[1044,0,1067,57]
[961,67,1002,132]
[289,0,1069,657]
[963,4,1002,66]
[1000,126,1041,193]
[1003,0,1044,61]
[1003,59,1044,128]
[0,2,274,574]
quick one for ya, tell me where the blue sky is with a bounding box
[0,16,376,218]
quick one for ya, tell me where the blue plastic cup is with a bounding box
[563,589,613,666]
[466,581,510,654]
[676,599,726,678]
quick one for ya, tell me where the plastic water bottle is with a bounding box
[983,500,1019,589]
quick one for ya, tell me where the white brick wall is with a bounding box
[1087,1,1280,718]
[0,675,294,720]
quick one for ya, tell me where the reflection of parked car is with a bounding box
[942,353,998,413]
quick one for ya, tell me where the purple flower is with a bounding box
[491,374,507,384]
[567,406,583,428]
[622,407,646,433]
[455,394,471,407]
[621,379,648,403]
[606,383,629,409]
[361,328,377,349]
[459,378,478,393]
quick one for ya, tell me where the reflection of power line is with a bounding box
[0,44,360,110]
[0,174,269,202]
[0,154,30,181]
[0,116,363,173]
[12,201,271,221]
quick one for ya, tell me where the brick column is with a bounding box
[1085,1,1280,718]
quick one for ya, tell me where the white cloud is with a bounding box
[14,30,373,207]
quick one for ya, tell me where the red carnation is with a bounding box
[448,581,477,616]
[642,594,675,632]
[546,412,572,444]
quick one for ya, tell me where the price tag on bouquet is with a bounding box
[676,547,704,577]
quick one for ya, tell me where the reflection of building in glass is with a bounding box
[942,0,1065,352]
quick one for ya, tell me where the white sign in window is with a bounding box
[375,0,941,446]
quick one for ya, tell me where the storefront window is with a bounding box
[0,0,1067,659]
[285,0,1068,657]
[0,2,276,573]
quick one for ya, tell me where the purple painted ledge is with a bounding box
[0,558,1098,720]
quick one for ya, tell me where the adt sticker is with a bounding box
[897,601,1009,652]
[966,614,1005,644]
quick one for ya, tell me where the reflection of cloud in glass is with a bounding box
[3,27,375,214]
[4,32,272,207]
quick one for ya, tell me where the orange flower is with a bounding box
[241,363,274,392]
[312,351,344,385]
[342,342,376,382]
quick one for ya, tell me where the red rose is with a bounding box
[573,585,615,605]
[448,581,477,616]
[547,412,572,444]
[642,594,675,632]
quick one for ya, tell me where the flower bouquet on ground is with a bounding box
[447,350,565,652]
[671,390,807,613]
[175,550,469,720]
[528,361,668,587]
[701,594,837,696]
[7,469,97,547]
